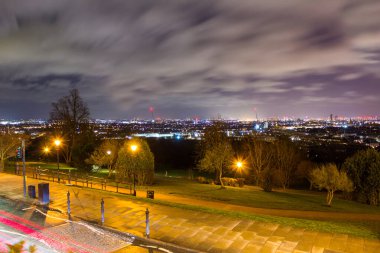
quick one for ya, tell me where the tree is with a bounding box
[244,137,272,186]
[343,149,380,205]
[310,163,353,206]
[50,89,91,165]
[86,139,120,177]
[115,138,154,185]
[295,160,316,189]
[274,138,301,189]
[0,133,23,172]
[70,129,98,171]
[198,122,233,188]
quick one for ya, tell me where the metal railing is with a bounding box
[12,167,135,195]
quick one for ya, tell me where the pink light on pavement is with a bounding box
[0,210,105,253]
[0,216,90,253]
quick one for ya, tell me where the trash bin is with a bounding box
[38,183,50,204]
[147,190,154,199]
[28,185,36,199]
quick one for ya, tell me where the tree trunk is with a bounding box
[255,177,259,186]
[108,164,113,178]
[326,190,334,206]
[0,159,4,172]
[368,190,379,206]
[219,170,225,189]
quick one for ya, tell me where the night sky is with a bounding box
[1,0,380,120]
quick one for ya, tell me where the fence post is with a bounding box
[101,198,105,225]
[116,182,119,193]
[67,191,71,216]
[145,208,150,238]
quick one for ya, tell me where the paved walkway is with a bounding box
[0,173,379,253]
[135,189,380,222]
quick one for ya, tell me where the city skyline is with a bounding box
[1,1,380,120]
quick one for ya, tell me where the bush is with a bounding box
[196,176,207,184]
[221,177,238,187]
[236,178,245,187]
[195,176,215,184]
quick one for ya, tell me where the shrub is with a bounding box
[236,178,245,187]
[196,176,207,184]
[221,177,238,187]
[207,179,215,185]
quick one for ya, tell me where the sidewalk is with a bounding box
[0,173,379,253]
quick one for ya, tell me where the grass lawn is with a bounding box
[25,162,77,171]
[146,175,380,215]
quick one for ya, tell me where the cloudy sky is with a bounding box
[1,0,380,120]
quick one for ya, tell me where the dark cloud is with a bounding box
[301,24,345,48]
[0,0,380,119]
[12,74,81,90]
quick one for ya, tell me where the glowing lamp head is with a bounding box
[106,150,112,155]
[44,147,50,153]
[236,161,243,168]
[130,145,138,152]
[54,139,61,147]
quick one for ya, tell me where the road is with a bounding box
[0,197,171,253]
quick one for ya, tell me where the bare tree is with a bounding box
[274,138,301,189]
[50,89,90,164]
[295,160,316,189]
[198,122,233,188]
[244,137,272,186]
[0,133,21,172]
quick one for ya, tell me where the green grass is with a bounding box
[87,186,380,240]
[25,162,77,171]
[146,175,380,214]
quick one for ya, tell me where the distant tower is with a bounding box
[254,107,258,121]
[330,114,333,122]
[149,106,155,121]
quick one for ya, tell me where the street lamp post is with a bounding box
[54,139,61,183]
[105,150,112,177]
[130,144,138,196]
[22,139,26,198]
